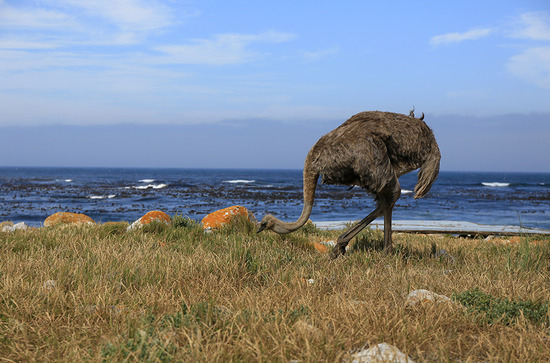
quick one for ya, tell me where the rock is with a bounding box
[324,239,336,247]
[0,221,14,230]
[201,205,256,231]
[2,222,29,232]
[44,212,95,227]
[127,210,171,231]
[320,240,350,252]
[294,320,322,339]
[347,343,415,363]
[43,280,57,291]
[487,236,522,245]
[433,249,455,263]
[405,289,452,308]
[311,241,328,253]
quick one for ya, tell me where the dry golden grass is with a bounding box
[1,218,549,362]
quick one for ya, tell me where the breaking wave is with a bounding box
[224,179,255,184]
[126,184,168,190]
[139,179,155,183]
[88,194,116,200]
[482,182,510,187]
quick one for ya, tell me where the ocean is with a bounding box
[0,167,549,230]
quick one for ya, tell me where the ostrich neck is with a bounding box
[272,167,319,234]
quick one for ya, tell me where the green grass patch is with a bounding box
[454,288,549,326]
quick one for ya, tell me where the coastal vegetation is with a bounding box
[0,216,549,361]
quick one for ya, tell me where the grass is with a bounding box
[0,217,549,362]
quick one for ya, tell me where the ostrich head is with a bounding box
[257,214,298,234]
[257,214,277,233]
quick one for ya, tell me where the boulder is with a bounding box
[311,241,328,253]
[127,211,171,231]
[2,221,30,232]
[201,205,256,231]
[2,222,30,232]
[347,343,415,363]
[44,212,95,227]
[0,221,14,230]
[405,289,452,308]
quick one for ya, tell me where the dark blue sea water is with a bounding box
[0,167,548,230]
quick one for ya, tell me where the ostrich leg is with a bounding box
[379,175,401,253]
[330,175,401,259]
[330,206,382,259]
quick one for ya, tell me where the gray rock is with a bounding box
[2,222,29,232]
[405,289,453,308]
[43,280,57,291]
[347,343,415,363]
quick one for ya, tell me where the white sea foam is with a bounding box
[134,183,168,190]
[139,179,155,183]
[88,194,117,199]
[482,182,510,187]
[401,189,413,194]
[65,179,73,182]
[224,179,255,184]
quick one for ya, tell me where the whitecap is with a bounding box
[88,194,117,199]
[134,183,168,190]
[139,179,155,183]
[482,182,510,187]
[224,179,255,184]
[65,179,73,182]
[401,189,413,194]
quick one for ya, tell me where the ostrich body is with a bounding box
[257,110,441,259]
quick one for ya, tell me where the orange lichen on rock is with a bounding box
[311,241,328,253]
[201,205,256,231]
[44,212,95,227]
[127,211,171,231]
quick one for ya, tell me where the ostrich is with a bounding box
[257,110,440,259]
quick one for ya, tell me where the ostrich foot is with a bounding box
[329,244,346,260]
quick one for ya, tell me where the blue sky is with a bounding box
[1,0,549,171]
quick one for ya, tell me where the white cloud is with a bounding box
[302,46,338,62]
[505,12,550,88]
[0,39,58,50]
[0,1,72,29]
[155,31,295,65]
[55,0,175,32]
[430,11,550,90]
[509,11,550,41]
[0,0,182,50]
[430,28,493,46]
[506,46,550,89]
